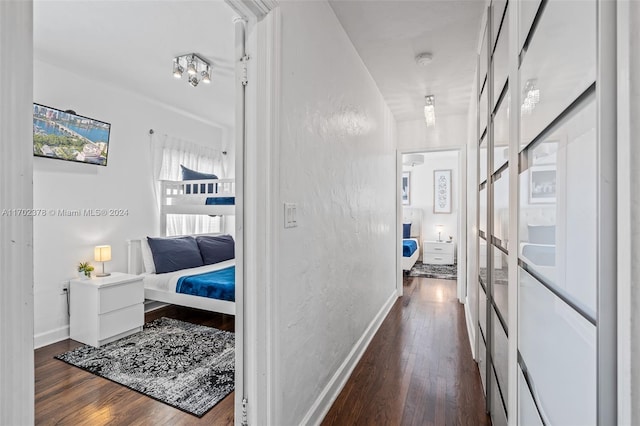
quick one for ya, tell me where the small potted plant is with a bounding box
[77,262,95,279]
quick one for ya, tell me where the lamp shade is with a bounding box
[436,225,444,232]
[94,245,112,262]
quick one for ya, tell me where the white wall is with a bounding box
[33,60,225,347]
[403,151,459,248]
[275,1,397,424]
[397,113,468,152]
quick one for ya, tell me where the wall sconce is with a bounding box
[94,245,112,277]
[173,53,212,87]
[424,95,436,127]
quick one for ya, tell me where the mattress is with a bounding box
[206,197,235,205]
[403,238,419,257]
[142,259,235,294]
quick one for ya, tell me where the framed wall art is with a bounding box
[529,165,556,204]
[433,169,452,214]
[402,171,411,205]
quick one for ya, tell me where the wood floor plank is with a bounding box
[323,276,490,426]
[35,306,234,425]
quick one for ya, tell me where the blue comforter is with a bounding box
[176,266,235,302]
[403,239,418,257]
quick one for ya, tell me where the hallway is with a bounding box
[322,276,489,425]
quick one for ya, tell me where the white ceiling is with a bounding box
[34,0,237,129]
[34,1,484,128]
[329,0,485,122]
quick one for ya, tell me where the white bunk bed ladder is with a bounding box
[160,179,236,236]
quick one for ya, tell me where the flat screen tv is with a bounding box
[33,103,111,166]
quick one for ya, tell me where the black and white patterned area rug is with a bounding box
[408,262,458,280]
[55,317,234,417]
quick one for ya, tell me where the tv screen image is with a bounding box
[33,104,111,166]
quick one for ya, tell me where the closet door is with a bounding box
[477,2,510,423]
[477,1,615,424]
[516,0,601,424]
[489,3,509,424]
[476,18,489,402]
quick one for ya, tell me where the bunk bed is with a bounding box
[127,174,237,314]
[160,178,235,234]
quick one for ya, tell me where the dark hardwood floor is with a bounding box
[36,277,488,425]
[322,276,490,426]
[35,305,235,425]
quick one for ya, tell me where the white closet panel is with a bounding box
[519,268,596,426]
[492,93,509,173]
[518,95,597,315]
[518,367,544,426]
[479,136,488,183]
[492,307,509,398]
[520,0,596,147]
[492,247,508,321]
[492,9,508,108]
[518,0,542,51]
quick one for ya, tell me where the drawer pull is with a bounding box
[434,257,442,260]
[434,247,443,250]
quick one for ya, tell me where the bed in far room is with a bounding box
[402,207,422,271]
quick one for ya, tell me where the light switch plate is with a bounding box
[284,203,297,228]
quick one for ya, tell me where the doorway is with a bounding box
[398,149,466,300]
[1,0,280,423]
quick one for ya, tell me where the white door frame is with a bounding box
[224,1,280,424]
[0,1,35,424]
[0,0,279,424]
[396,147,467,303]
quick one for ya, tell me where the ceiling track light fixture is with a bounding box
[173,53,212,87]
[424,95,436,127]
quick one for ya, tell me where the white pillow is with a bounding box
[141,238,156,274]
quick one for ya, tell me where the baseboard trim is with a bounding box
[300,290,398,425]
[464,299,476,360]
[34,325,69,349]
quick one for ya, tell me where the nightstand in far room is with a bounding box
[70,272,144,347]
[423,240,456,265]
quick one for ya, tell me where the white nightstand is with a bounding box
[70,272,144,347]
[423,240,456,265]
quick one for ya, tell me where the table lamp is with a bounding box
[436,225,444,242]
[94,245,112,277]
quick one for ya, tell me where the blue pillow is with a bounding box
[196,235,235,265]
[403,223,411,239]
[180,165,217,194]
[147,236,204,274]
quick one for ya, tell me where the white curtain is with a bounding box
[151,134,225,236]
